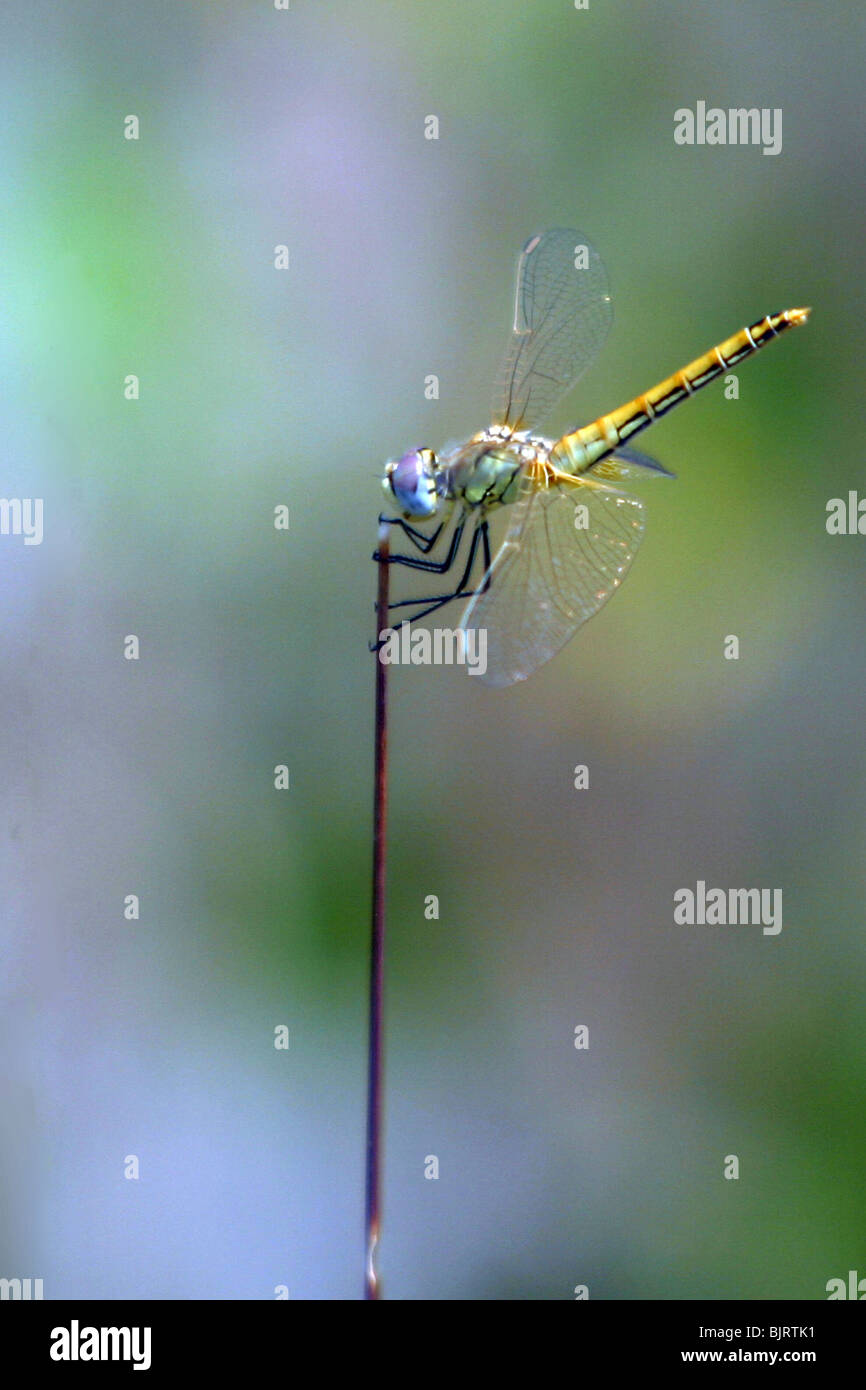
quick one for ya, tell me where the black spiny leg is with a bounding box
[375,517,466,576]
[388,519,491,624]
[375,513,444,557]
[370,511,466,651]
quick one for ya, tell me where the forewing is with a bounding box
[459,481,645,687]
[492,228,613,432]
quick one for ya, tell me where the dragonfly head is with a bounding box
[382,447,440,518]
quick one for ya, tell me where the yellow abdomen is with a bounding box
[551,307,810,474]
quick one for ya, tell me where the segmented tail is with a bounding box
[551,307,810,474]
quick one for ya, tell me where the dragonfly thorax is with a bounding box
[442,428,548,511]
[382,429,548,520]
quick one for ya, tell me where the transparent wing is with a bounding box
[459,480,645,687]
[492,228,613,432]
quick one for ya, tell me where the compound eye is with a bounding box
[389,448,438,518]
[392,449,425,490]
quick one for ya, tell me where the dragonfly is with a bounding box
[378,228,809,686]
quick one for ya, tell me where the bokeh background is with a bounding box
[1,0,864,1300]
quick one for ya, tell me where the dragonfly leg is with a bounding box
[386,520,491,622]
[376,519,466,575]
[478,517,492,591]
[375,514,444,556]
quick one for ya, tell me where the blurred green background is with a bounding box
[1,0,864,1299]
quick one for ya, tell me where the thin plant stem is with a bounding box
[365,521,390,1299]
